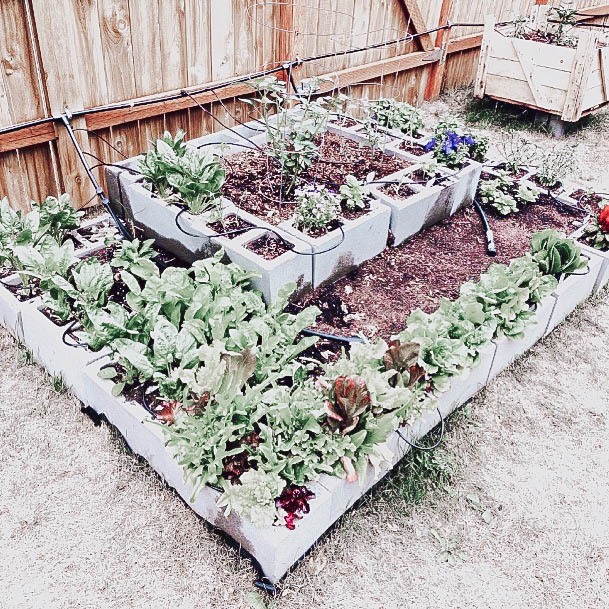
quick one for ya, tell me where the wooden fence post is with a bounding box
[473,15,496,99]
[424,0,455,100]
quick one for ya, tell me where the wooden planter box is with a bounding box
[475,15,609,122]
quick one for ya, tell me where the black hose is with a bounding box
[301,328,365,344]
[62,319,89,349]
[396,407,445,451]
[473,199,497,256]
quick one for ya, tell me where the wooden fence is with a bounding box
[0,0,607,210]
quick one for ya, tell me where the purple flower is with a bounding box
[424,138,437,152]
[462,135,475,146]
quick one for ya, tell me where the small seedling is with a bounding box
[17,343,34,365]
[51,374,67,394]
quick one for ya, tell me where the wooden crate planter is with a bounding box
[475,15,609,123]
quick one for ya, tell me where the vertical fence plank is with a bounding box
[210,0,236,79]
[128,0,162,96]
[185,0,211,85]
[159,0,187,90]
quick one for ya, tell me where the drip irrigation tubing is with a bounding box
[396,407,446,451]
[0,21,500,138]
[301,328,365,344]
[174,206,348,257]
[61,320,88,349]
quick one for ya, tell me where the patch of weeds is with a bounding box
[429,528,466,564]
[51,375,67,394]
[17,342,34,366]
[379,444,457,508]
[576,111,609,134]
[465,492,494,525]
[247,591,276,609]
[459,98,542,133]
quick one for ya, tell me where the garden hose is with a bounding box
[301,328,365,344]
[473,199,497,256]
[396,407,446,452]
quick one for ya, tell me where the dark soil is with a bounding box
[293,198,587,339]
[77,220,114,241]
[208,214,254,239]
[410,168,446,184]
[379,183,418,201]
[398,141,428,157]
[331,117,358,129]
[221,133,412,225]
[246,234,291,260]
[40,307,70,327]
[341,201,372,222]
[569,189,604,210]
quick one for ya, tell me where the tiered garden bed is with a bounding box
[2,86,608,586]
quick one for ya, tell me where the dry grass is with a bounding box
[1,93,609,609]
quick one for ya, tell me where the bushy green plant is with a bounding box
[293,185,340,234]
[338,175,371,211]
[139,130,226,215]
[478,170,539,215]
[0,195,82,278]
[546,1,578,47]
[369,98,424,137]
[530,229,588,276]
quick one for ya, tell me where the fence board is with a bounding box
[4,0,588,210]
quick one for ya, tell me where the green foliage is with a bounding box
[369,98,424,137]
[535,146,576,189]
[338,175,371,211]
[546,1,578,47]
[0,195,81,277]
[139,130,226,215]
[293,185,340,234]
[217,469,286,528]
[530,229,588,276]
[110,238,159,281]
[245,76,329,194]
[478,171,539,216]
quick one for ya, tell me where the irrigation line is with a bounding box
[396,407,446,452]
[0,21,496,138]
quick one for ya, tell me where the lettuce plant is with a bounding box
[139,130,226,215]
[478,171,539,215]
[530,229,588,276]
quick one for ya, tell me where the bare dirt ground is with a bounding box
[1,94,609,609]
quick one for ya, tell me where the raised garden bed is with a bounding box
[0,190,600,585]
[475,14,609,124]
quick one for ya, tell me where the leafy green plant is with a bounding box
[338,175,372,211]
[478,171,539,215]
[110,237,158,281]
[582,204,609,250]
[293,185,340,234]
[369,98,424,137]
[535,146,576,189]
[139,130,226,215]
[325,375,372,434]
[546,1,578,47]
[0,195,81,278]
[530,229,588,276]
